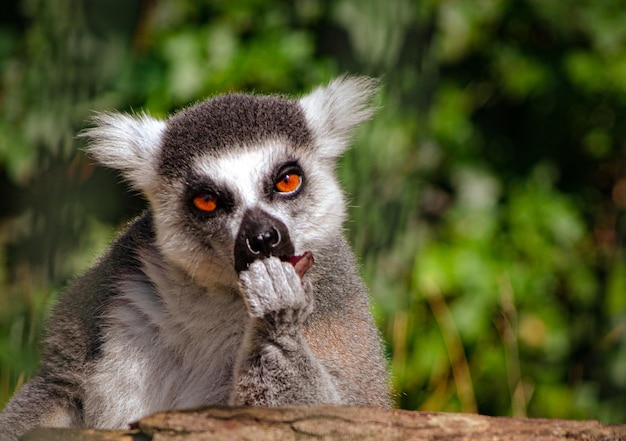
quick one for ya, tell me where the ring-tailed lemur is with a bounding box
[0,76,390,440]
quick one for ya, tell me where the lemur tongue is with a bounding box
[281,251,314,280]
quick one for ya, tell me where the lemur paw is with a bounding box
[239,255,314,325]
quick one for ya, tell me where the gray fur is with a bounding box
[160,94,312,180]
[0,76,390,440]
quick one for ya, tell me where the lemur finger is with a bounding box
[239,257,308,319]
[260,257,304,305]
[293,251,314,280]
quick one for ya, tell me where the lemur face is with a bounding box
[83,77,378,289]
[152,140,336,288]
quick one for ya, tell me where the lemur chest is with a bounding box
[83,279,248,429]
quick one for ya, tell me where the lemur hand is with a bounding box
[239,252,314,325]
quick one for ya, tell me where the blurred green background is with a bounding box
[1,0,625,423]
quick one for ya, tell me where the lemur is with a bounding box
[0,76,390,440]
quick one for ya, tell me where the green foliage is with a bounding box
[1,0,625,423]
[339,0,626,422]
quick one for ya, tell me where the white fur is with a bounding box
[299,76,379,159]
[81,112,166,195]
[83,247,247,429]
[194,147,271,210]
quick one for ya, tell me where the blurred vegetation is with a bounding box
[1,0,625,423]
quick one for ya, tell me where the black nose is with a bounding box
[247,227,282,256]
[234,208,294,273]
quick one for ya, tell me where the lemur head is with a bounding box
[83,76,378,289]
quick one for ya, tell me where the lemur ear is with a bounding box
[81,112,166,192]
[299,75,380,159]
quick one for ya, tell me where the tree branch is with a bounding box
[23,405,626,441]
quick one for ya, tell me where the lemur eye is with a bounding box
[274,164,302,195]
[192,193,218,212]
[275,172,302,194]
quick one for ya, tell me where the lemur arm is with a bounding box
[231,256,341,405]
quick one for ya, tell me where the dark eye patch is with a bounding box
[185,177,235,218]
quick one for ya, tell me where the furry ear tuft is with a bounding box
[80,112,166,192]
[299,75,380,159]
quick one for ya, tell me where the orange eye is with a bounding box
[275,173,302,194]
[193,193,218,212]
